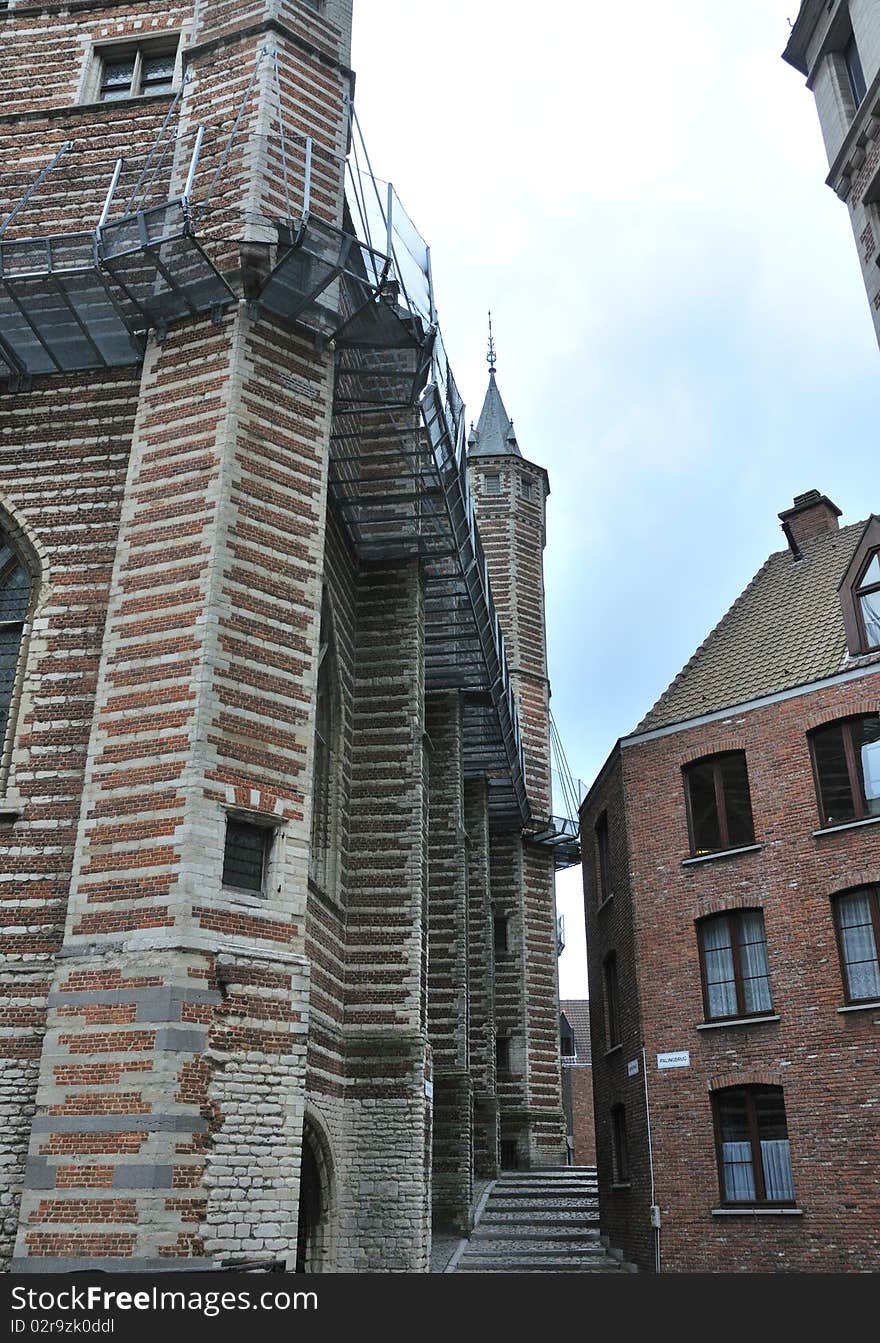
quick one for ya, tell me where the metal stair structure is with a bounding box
[452,1167,635,1274]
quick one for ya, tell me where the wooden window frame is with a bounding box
[603,952,620,1050]
[595,810,612,905]
[832,886,880,1005]
[838,518,880,656]
[711,1086,795,1209]
[683,751,755,856]
[809,713,880,826]
[697,909,772,1023]
[854,548,880,652]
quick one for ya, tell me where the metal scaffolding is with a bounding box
[0,83,578,840]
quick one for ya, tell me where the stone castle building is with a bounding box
[581,492,880,1272]
[784,0,880,346]
[0,0,574,1272]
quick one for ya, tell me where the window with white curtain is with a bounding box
[697,909,773,1021]
[833,887,880,1004]
[712,1086,795,1206]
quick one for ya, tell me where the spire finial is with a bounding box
[487,310,497,374]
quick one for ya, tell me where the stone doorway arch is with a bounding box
[295,1112,335,1273]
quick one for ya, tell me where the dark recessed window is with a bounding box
[712,1086,795,1206]
[833,887,880,1004]
[844,30,868,107]
[98,42,177,102]
[0,535,30,752]
[603,952,620,1050]
[484,473,501,497]
[856,550,880,650]
[611,1105,629,1183]
[222,819,270,893]
[495,1034,511,1072]
[595,811,612,904]
[810,714,880,827]
[698,910,772,1021]
[493,915,510,957]
[560,1014,576,1060]
[684,751,755,856]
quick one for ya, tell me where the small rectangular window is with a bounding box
[222,819,270,893]
[684,751,755,856]
[97,40,178,102]
[611,1105,629,1183]
[483,473,501,497]
[519,477,533,501]
[493,915,510,957]
[713,1086,795,1206]
[698,910,772,1021]
[833,888,880,1004]
[595,811,612,904]
[603,953,620,1050]
[495,1034,511,1072]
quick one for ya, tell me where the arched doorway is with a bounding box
[295,1116,333,1273]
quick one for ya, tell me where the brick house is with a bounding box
[783,0,880,350]
[581,491,880,1272]
[0,0,572,1272]
[559,999,596,1167]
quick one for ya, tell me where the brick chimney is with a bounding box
[778,490,842,559]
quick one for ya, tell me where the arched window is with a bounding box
[309,601,340,895]
[0,531,32,758]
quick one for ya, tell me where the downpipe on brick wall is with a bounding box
[642,1046,661,1273]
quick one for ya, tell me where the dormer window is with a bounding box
[856,551,880,651]
[838,517,880,657]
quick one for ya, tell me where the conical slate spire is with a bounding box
[468,371,522,458]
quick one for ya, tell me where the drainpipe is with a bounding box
[642,1046,661,1273]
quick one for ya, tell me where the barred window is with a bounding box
[309,602,341,894]
[96,40,178,102]
[222,819,270,894]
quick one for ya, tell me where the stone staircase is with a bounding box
[452,1166,633,1273]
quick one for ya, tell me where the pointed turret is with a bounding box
[468,370,522,457]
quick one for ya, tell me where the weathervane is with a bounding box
[487,310,497,374]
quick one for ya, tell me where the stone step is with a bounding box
[484,1197,599,1210]
[472,1226,601,1242]
[491,1187,598,1198]
[480,1211,600,1225]
[464,1241,608,1257]
[456,1260,625,1273]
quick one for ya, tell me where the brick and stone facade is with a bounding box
[582,493,880,1273]
[784,0,880,348]
[0,0,565,1272]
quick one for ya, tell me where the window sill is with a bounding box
[696,1014,780,1031]
[711,1207,802,1217]
[837,1001,880,1015]
[611,1182,631,1191]
[0,797,23,822]
[813,814,880,838]
[682,844,762,868]
[220,884,268,906]
[604,1044,623,1060]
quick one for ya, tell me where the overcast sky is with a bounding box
[351,1,878,997]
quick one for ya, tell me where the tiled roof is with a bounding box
[467,371,521,457]
[636,519,880,734]
[560,998,592,1065]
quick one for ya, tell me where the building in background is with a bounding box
[559,1000,596,1167]
[0,0,575,1273]
[581,491,880,1272]
[784,0,880,347]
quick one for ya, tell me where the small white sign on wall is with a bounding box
[424,1080,434,1100]
[627,1059,640,1077]
[657,1051,690,1071]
